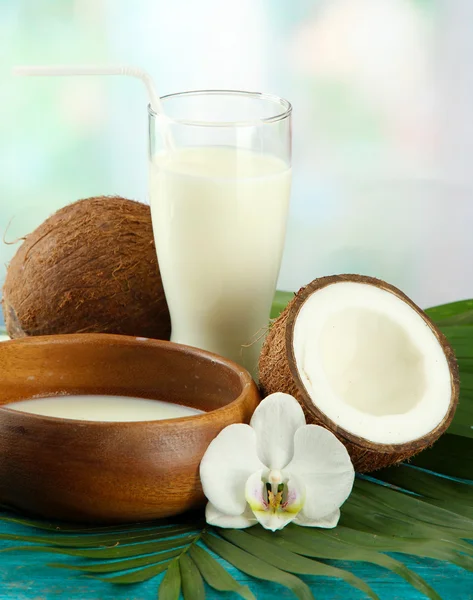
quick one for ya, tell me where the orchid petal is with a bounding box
[200,424,265,516]
[251,510,299,532]
[244,470,269,514]
[285,425,354,520]
[294,508,340,529]
[245,470,304,532]
[284,473,306,514]
[205,502,257,529]
[250,393,306,470]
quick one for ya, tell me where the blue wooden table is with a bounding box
[1,518,471,600]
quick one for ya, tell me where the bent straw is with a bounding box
[12,65,175,150]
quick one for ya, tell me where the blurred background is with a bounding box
[1,0,473,326]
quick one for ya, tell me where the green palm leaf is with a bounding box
[321,531,472,574]
[202,532,315,600]
[426,300,473,326]
[94,560,173,584]
[190,545,256,600]
[316,524,471,566]
[353,478,473,536]
[341,494,470,544]
[159,559,181,600]
[0,533,198,559]
[180,553,206,600]
[219,529,381,600]
[0,524,196,547]
[0,513,181,533]
[270,290,294,318]
[248,526,440,600]
[409,434,472,479]
[48,548,183,574]
[374,465,473,519]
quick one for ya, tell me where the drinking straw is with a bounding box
[13,65,175,150]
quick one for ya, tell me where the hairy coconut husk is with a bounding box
[2,196,171,340]
[259,274,459,473]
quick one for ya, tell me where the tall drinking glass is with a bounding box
[149,91,292,377]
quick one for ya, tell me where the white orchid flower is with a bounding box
[200,393,355,532]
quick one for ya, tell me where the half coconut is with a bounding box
[259,275,459,472]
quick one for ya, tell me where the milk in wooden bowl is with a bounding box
[0,334,259,523]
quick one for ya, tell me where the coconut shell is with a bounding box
[259,274,460,473]
[2,196,171,341]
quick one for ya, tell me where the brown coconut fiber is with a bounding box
[2,196,171,341]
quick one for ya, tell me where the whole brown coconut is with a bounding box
[259,274,459,473]
[2,196,171,340]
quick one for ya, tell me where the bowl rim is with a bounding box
[0,333,257,428]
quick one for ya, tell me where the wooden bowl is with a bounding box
[0,334,260,523]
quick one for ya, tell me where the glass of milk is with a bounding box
[149,91,292,377]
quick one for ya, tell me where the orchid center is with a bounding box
[244,468,306,531]
[266,470,284,512]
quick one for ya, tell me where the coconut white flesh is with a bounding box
[293,282,453,445]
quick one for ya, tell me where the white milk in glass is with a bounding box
[149,147,291,374]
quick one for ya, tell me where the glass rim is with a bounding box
[148,89,292,127]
